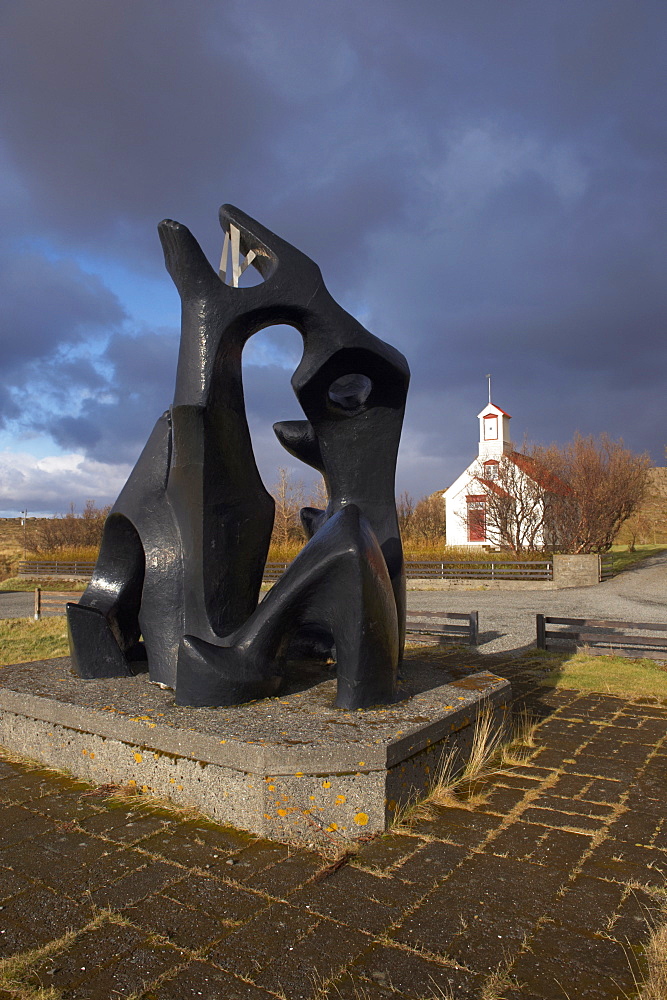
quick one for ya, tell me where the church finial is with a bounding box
[486,374,492,405]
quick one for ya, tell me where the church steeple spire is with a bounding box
[477,393,512,458]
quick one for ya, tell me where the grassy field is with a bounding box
[539,649,667,700]
[0,577,88,593]
[604,542,667,574]
[1,502,665,586]
[0,617,70,665]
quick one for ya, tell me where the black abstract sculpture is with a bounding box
[67,206,410,709]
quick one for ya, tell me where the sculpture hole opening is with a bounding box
[327,373,372,411]
[241,322,308,481]
[238,258,265,287]
[218,223,267,287]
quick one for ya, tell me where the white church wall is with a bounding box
[443,398,549,550]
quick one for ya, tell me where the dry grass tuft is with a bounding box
[640,922,667,999]
[501,705,539,766]
[393,701,538,830]
[635,890,667,1000]
[480,961,518,1000]
[427,703,508,807]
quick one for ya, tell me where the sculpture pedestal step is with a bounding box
[0,656,510,846]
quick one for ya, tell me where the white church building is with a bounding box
[443,399,551,548]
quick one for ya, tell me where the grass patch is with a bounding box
[605,543,667,575]
[0,617,70,665]
[540,650,667,700]
[27,545,100,563]
[0,576,87,592]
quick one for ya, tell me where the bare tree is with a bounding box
[466,454,550,552]
[269,467,306,548]
[396,491,416,538]
[306,474,328,511]
[408,492,447,545]
[33,500,111,553]
[619,466,667,547]
[464,435,650,554]
[536,434,651,553]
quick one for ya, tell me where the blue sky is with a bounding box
[0,0,665,515]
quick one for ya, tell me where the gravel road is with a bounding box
[408,548,667,654]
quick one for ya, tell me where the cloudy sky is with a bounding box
[0,0,665,515]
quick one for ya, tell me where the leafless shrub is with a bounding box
[32,500,110,554]
[535,433,651,553]
[269,467,306,548]
[399,491,446,551]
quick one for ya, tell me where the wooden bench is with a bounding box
[536,614,667,660]
[405,611,479,646]
[34,588,81,621]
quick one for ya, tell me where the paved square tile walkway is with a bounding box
[0,672,665,999]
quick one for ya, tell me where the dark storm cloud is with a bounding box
[46,327,181,464]
[0,0,665,509]
[0,249,127,435]
[0,252,125,369]
[0,1,283,266]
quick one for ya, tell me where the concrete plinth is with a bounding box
[0,657,510,846]
[552,553,601,588]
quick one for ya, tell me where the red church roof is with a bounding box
[508,451,570,494]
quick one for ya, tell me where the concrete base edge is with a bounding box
[0,672,511,847]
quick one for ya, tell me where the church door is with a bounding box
[467,496,486,542]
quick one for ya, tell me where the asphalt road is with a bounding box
[0,591,37,619]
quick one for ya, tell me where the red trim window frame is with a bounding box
[483,459,499,480]
[483,414,498,440]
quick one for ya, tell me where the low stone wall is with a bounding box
[552,553,600,588]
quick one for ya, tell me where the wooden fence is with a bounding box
[265,561,553,582]
[19,561,96,578]
[33,588,81,620]
[405,561,553,580]
[536,614,667,660]
[599,555,615,581]
[20,558,554,582]
[406,611,479,645]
